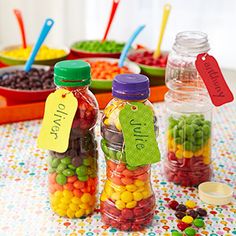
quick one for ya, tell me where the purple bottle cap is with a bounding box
[112,74,150,100]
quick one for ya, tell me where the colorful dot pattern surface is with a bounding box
[0,103,235,236]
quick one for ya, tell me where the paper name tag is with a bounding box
[37,89,78,153]
[195,53,234,106]
[119,102,160,167]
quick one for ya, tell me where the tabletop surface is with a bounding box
[0,102,235,236]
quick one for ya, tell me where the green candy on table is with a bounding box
[61,157,71,165]
[62,169,75,177]
[172,231,183,236]
[184,227,196,236]
[56,163,67,173]
[56,174,67,185]
[193,218,205,228]
[76,165,88,176]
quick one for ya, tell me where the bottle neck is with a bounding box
[173,31,210,56]
[57,85,89,92]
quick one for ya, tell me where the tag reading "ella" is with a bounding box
[195,53,234,106]
[37,89,78,153]
[119,102,160,167]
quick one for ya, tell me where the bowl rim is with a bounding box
[70,39,125,54]
[0,44,70,62]
[83,57,141,82]
[0,65,55,93]
[128,48,168,70]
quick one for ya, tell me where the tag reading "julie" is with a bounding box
[195,53,234,106]
[37,89,78,153]
[119,102,160,167]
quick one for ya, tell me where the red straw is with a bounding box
[102,0,120,42]
[13,9,27,48]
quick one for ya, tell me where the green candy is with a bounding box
[56,174,67,185]
[61,157,71,165]
[48,167,55,174]
[78,175,89,182]
[174,137,184,144]
[62,169,75,177]
[68,164,76,170]
[101,139,109,156]
[178,120,185,128]
[183,141,192,151]
[192,118,203,126]
[83,158,91,166]
[108,149,117,159]
[183,125,195,137]
[51,158,60,168]
[169,117,178,128]
[196,130,203,138]
[172,231,183,236]
[203,125,210,136]
[193,218,204,228]
[184,227,196,236]
[76,165,88,176]
[56,163,67,173]
[116,151,123,160]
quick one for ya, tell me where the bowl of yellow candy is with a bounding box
[0,44,69,66]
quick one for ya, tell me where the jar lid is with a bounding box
[54,60,91,86]
[112,74,150,100]
[198,182,233,205]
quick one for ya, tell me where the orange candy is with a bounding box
[137,173,149,181]
[116,163,126,172]
[111,177,123,186]
[67,176,77,183]
[73,180,85,189]
[54,183,63,191]
[121,177,134,185]
[73,189,83,197]
[107,160,117,171]
[64,183,74,191]
[122,169,134,177]
[48,173,56,184]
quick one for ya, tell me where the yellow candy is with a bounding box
[72,197,82,205]
[101,192,108,202]
[75,209,85,218]
[133,191,143,201]
[182,215,193,224]
[80,203,90,210]
[115,200,125,210]
[203,157,211,165]
[126,184,137,192]
[86,208,93,215]
[134,179,145,187]
[183,151,193,158]
[111,192,121,201]
[105,183,114,196]
[56,209,67,217]
[142,191,151,199]
[81,193,92,203]
[63,190,73,199]
[114,185,126,193]
[54,191,63,198]
[176,150,183,159]
[194,148,203,156]
[66,209,75,218]
[126,201,137,209]
[177,144,183,150]
[185,200,196,209]
[61,197,71,204]
[51,196,61,205]
[58,203,68,210]
[69,203,79,211]
[104,118,110,126]
[120,191,133,203]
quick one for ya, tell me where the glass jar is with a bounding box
[164,31,213,186]
[100,74,158,231]
[48,60,99,218]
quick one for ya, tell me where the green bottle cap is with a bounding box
[54,60,91,86]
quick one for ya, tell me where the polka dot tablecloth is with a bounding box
[0,102,235,236]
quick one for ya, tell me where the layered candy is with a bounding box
[164,114,212,186]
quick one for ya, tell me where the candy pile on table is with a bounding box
[128,50,168,67]
[48,87,98,218]
[1,45,67,60]
[71,40,125,53]
[168,199,207,236]
[100,99,158,231]
[85,60,131,80]
[164,114,212,186]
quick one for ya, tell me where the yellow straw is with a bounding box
[153,3,171,59]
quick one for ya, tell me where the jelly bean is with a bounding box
[196,208,207,216]
[63,189,73,198]
[134,179,145,187]
[184,227,196,236]
[126,201,137,208]
[133,207,143,216]
[78,175,88,182]
[182,215,193,224]
[193,218,204,228]
[121,208,134,220]
[83,158,91,166]
[172,231,183,236]
[63,183,74,191]
[56,174,67,185]
[121,177,133,185]
[72,196,82,204]
[61,157,71,165]
[73,189,83,197]
[177,222,190,231]
[111,192,121,201]
[175,211,186,219]
[67,176,77,183]
[48,173,57,184]
[168,200,179,210]
[73,180,85,189]
[185,200,196,209]
[68,164,76,170]
[56,163,67,173]
[122,169,134,177]
[81,193,92,203]
[115,200,125,210]
[62,169,75,177]
[126,184,137,192]
[120,191,133,203]
[111,177,123,186]
[186,209,198,219]
[76,166,88,176]
[133,191,143,201]
[51,158,60,168]
[75,209,85,218]
[176,204,187,212]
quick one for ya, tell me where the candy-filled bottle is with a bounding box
[164,31,213,186]
[48,60,98,218]
[100,74,158,231]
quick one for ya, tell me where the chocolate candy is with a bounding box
[175,211,186,219]
[176,204,187,212]
[196,208,207,216]
[0,67,54,90]
[184,227,196,236]
[186,209,198,219]
[168,200,179,210]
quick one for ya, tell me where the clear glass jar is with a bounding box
[100,74,158,231]
[164,31,213,186]
[47,60,99,218]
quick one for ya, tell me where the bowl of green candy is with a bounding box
[70,40,125,59]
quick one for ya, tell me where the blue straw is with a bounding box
[24,18,54,72]
[118,24,145,68]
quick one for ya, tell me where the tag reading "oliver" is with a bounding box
[119,102,160,167]
[37,89,78,153]
[195,53,234,106]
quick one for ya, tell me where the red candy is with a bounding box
[177,222,190,231]
[168,200,179,210]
